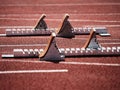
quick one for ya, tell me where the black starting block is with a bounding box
[1,14,110,38]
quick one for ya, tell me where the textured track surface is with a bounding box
[0,0,120,90]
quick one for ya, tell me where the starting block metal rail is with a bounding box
[5,28,52,36]
[2,47,120,58]
[0,14,110,38]
[4,27,109,37]
[2,30,119,61]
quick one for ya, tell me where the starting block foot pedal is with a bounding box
[39,34,65,61]
[34,14,48,30]
[56,14,75,38]
[83,28,101,49]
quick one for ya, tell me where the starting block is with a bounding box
[5,14,51,36]
[55,14,75,38]
[39,34,65,61]
[2,30,119,61]
[38,30,119,59]
[82,28,101,49]
[1,14,110,38]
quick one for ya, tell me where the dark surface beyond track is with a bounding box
[0,0,120,90]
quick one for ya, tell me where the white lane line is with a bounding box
[46,19,120,23]
[0,42,120,47]
[1,18,120,23]
[0,25,120,28]
[0,3,120,6]
[73,38,120,41]
[0,69,68,74]
[0,60,120,67]
[0,44,47,47]
[0,60,47,63]
[29,19,120,23]
[0,13,120,16]
[60,62,120,67]
[83,25,120,28]
[0,26,33,28]
[101,43,120,45]
[0,18,37,20]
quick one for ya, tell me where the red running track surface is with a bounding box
[0,0,120,90]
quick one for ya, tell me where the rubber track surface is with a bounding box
[0,0,120,90]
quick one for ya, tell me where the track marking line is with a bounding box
[0,42,120,47]
[0,3,120,6]
[47,19,120,23]
[83,25,120,28]
[0,60,47,63]
[101,43,120,45]
[60,62,120,67]
[0,18,38,20]
[73,38,120,41]
[70,20,120,23]
[0,44,47,47]
[0,26,33,28]
[0,13,120,16]
[0,25,120,28]
[0,69,68,74]
[0,60,120,67]
[1,18,120,23]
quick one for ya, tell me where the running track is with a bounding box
[0,0,120,90]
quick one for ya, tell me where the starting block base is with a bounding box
[2,47,120,59]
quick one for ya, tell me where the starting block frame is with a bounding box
[2,30,119,61]
[2,14,110,38]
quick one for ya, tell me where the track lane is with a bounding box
[0,13,120,19]
[0,5,120,14]
[0,15,120,21]
[0,19,120,26]
[0,36,120,45]
[0,61,120,90]
[1,0,120,4]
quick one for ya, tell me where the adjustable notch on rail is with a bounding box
[39,34,65,61]
[82,28,101,50]
[56,14,75,38]
[73,27,110,37]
